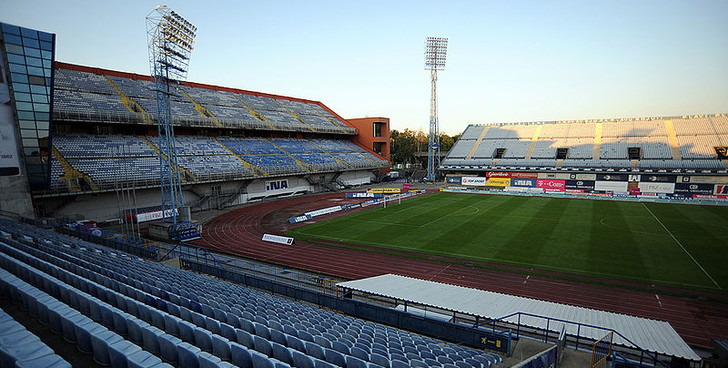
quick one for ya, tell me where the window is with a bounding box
[373,122,384,137]
[373,142,385,155]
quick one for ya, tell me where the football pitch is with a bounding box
[287,192,728,291]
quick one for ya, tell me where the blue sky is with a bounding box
[4,0,727,135]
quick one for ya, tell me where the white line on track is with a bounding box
[655,294,662,308]
[641,202,721,289]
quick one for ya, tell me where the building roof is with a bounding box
[338,274,700,361]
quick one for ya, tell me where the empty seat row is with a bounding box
[0,306,71,368]
[0,219,503,368]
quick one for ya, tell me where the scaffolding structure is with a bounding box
[424,37,448,182]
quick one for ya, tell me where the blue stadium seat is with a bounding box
[177,342,202,368]
[158,333,182,365]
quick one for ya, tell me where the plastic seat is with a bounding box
[90,329,125,365]
[178,320,196,343]
[159,333,182,365]
[193,327,213,352]
[370,352,391,368]
[345,355,368,368]
[74,321,108,354]
[211,334,232,361]
[304,341,325,360]
[126,318,150,345]
[177,342,202,368]
[198,351,222,368]
[236,328,254,349]
[108,339,143,368]
[324,348,346,367]
[253,322,271,339]
[271,342,294,365]
[391,359,410,368]
[269,328,287,346]
[250,350,275,368]
[14,354,71,368]
[291,349,316,368]
[253,335,273,357]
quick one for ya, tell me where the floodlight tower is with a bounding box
[424,37,447,182]
[146,6,196,226]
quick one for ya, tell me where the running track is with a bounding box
[191,192,728,348]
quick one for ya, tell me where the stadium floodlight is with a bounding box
[424,37,448,182]
[146,5,196,226]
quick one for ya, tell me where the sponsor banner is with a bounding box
[538,172,572,180]
[486,177,511,187]
[486,171,510,178]
[367,188,401,193]
[596,174,628,181]
[487,171,538,179]
[694,194,728,200]
[594,181,629,193]
[343,203,362,210]
[565,189,585,194]
[510,178,537,187]
[262,234,294,245]
[715,184,728,195]
[565,180,595,190]
[462,177,487,186]
[445,176,462,184]
[679,176,728,184]
[266,179,289,191]
[304,206,342,217]
[346,192,382,198]
[640,175,676,183]
[537,179,565,191]
[674,183,713,195]
[638,182,675,194]
[288,215,312,224]
[511,172,539,179]
[136,209,177,223]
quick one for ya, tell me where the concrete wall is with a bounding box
[0,175,34,219]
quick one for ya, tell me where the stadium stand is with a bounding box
[0,307,71,367]
[0,219,503,367]
[45,64,389,196]
[443,115,728,171]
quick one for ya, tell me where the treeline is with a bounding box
[390,129,459,165]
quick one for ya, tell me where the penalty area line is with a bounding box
[641,203,721,290]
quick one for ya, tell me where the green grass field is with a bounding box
[287,192,728,291]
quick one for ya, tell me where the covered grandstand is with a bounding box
[36,63,390,220]
[443,115,728,172]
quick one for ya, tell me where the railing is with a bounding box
[475,311,675,367]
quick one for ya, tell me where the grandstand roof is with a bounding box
[338,274,700,361]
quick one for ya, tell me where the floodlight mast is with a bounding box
[146,6,196,224]
[424,37,447,182]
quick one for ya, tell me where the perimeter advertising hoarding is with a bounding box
[596,174,628,181]
[674,183,713,195]
[510,178,537,187]
[715,185,728,195]
[486,177,511,187]
[637,182,675,194]
[445,176,462,184]
[678,176,728,184]
[0,55,21,176]
[487,171,538,179]
[639,175,677,183]
[594,181,629,193]
[536,179,565,192]
[367,188,401,193]
[565,180,595,191]
[461,177,487,186]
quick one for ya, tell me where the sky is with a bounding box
[3,0,727,135]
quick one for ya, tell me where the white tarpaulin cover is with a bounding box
[338,274,699,361]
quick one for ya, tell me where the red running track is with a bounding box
[191,192,728,348]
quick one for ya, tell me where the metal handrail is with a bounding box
[475,311,675,367]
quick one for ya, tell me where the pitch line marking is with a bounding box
[641,203,721,289]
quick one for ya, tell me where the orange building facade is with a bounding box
[346,117,391,163]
